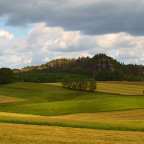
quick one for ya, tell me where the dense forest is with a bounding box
[14,54,144,82]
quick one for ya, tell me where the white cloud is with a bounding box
[10,55,21,63]
[53,51,93,60]
[0,30,14,40]
[41,57,49,62]
[0,23,144,68]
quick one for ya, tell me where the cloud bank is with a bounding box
[0,23,144,68]
[0,0,144,35]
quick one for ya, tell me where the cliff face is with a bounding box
[91,59,114,71]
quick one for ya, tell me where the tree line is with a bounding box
[14,72,89,83]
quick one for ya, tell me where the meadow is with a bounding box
[0,82,144,143]
[1,123,144,144]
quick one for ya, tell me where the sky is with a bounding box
[0,0,144,68]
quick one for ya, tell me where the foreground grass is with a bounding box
[0,123,144,144]
[0,110,144,132]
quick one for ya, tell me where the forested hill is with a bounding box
[17,54,144,81]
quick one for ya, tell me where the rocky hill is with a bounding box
[17,54,144,81]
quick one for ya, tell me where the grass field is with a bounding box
[0,82,144,143]
[0,82,144,116]
[1,123,144,144]
[0,95,24,103]
[0,109,144,131]
[97,83,144,95]
[98,81,144,86]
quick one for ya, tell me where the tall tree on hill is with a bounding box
[0,68,14,84]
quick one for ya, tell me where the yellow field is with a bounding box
[0,95,24,103]
[98,81,144,86]
[47,82,144,95]
[54,109,144,121]
[0,123,144,144]
[0,109,144,132]
[97,83,144,95]
[1,109,144,122]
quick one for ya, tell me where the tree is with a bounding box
[62,77,96,91]
[0,68,14,85]
[89,79,96,91]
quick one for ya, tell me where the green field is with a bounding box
[0,82,144,143]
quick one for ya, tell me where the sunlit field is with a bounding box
[98,81,144,86]
[0,82,144,143]
[97,83,144,95]
[1,123,144,144]
[0,109,144,132]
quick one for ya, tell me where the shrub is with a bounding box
[89,79,96,91]
[62,78,96,91]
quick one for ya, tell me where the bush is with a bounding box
[62,78,96,91]
[0,68,14,85]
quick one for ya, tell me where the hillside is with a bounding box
[0,82,144,131]
[0,82,144,143]
[16,54,144,81]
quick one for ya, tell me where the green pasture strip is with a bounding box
[0,82,93,104]
[0,93,144,116]
[0,112,144,132]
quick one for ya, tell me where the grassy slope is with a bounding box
[1,95,144,116]
[0,82,144,143]
[0,82,144,132]
[1,123,144,144]
[0,82,144,116]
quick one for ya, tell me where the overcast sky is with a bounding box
[0,0,144,68]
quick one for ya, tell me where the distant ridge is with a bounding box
[16,54,144,81]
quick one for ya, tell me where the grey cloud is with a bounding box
[1,0,144,35]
